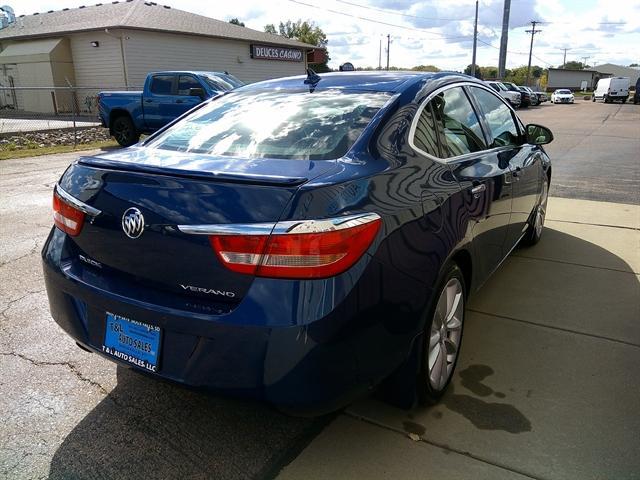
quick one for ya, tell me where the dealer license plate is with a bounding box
[103,312,161,372]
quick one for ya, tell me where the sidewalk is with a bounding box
[277,197,640,480]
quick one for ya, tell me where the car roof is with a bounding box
[237,71,473,93]
[148,71,232,76]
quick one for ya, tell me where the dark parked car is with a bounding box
[634,77,640,104]
[98,71,244,146]
[43,71,553,415]
[518,86,538,106]
[503,81,530,107]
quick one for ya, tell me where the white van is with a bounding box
[593,77,630,103]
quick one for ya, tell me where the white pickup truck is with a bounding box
[485,81,521,108]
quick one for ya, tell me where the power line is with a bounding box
[334,0,467,23]
[287,0,474,41]
[559,47,570,68]
[525,20,542,85]
[290,0,556,68]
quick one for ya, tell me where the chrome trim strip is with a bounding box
[407,81,520,165]
[178,223,276,236]
[177,213,381,236]
[54,184,102,217]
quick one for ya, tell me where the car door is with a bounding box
[144,74,177,130]
[172,74,206,117]
[467,85,542,249]
[424,85,513,283]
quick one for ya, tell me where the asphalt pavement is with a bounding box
[519,100,639,204]
[0,100,639,480]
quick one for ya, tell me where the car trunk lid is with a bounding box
[57,150,337,309]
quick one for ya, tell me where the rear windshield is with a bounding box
[146,89,390,160]
[556,89,571,94]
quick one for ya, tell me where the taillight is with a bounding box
[52,190,86,236]
[208,213,381,279]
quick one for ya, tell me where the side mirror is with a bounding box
[188,87,205,100]
[526,123,554,145]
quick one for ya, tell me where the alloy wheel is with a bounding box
[114,123,130,144]
[428,278,464,391]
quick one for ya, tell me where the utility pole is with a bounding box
[581,56,590,68]
[560,47,570,68]
[498,0,511,79]
[378,38,382,70]
[471,0,479,77]
[525,20,541,86]
[386,34,390,71]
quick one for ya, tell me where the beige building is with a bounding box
[547,64,640,91]
[0,1,323,113]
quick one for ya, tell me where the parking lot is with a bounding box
[1,101,639,479]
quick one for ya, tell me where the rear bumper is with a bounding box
[42,228,426,415]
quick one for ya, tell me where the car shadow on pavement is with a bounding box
[354,226,639,449]
[48,366,329,480]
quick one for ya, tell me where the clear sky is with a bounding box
[7,0,640,70]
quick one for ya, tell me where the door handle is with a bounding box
[144,99,153,103]
[175,99,184,104]
[471,184,486,197]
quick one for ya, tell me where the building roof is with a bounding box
[593,63,640,81]
[548,68,599,73]
[0,0,318,50]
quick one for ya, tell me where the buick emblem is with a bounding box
[122,207,145,239]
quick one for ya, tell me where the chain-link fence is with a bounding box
[0,85,140,152]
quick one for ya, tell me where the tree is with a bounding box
[228,18,245,27]
[464,64,483,79]
[263,20,330,72]
[504,65,545,86]
[629,63,639,67]
[412,65,440,72]
[479,66,498,79]
[562,61,588,70]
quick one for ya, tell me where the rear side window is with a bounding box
[413,103,440,157]
[430,87,486,158]
[147,89,390,160]
[178,75,201,95]
[468,86,520,148]
[150,75,174,95]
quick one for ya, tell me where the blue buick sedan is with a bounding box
[43,71,553,414]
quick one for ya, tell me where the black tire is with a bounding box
[416,262,466,405]
[622,98,627,104]
[592,95,596,102]
[111,115,139,147]
[604,95,610,104]
[521,179,549,247]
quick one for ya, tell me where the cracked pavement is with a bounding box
[0,151,323,480]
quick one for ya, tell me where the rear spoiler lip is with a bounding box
[77,156,309,187]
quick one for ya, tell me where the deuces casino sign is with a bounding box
[250,44,304,62]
